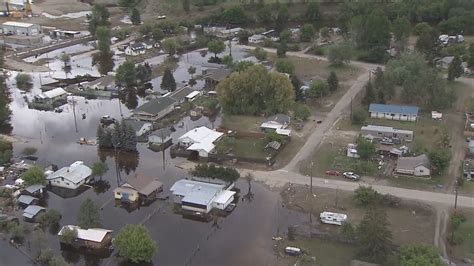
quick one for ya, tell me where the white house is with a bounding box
[395,154,431,177]
[170,179,235,213]
[46,161,92,190]
[369,103,419,122]
[125,42,146,56]
[249,34,265,43]
[148,128,173,146]
[123,119,153,137]
[260,114,291,131]
[178,126,223,157]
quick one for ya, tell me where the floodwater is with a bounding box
[0,44,296,265]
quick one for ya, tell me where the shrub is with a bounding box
[265,131,283,144]
[354,186,380,206]
[352,107,368,125]
[190,164,240,183]
[450,212,466,230]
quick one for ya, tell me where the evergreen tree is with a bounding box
[468,43,474,68]
[415,28,440,65]
[136,63,152,84]
[356,208,393,263]
[277,41,287,58]
[130,8,141,25]
[291,75,304,101]
[447,55,463,81]
[161,68,176,92]
[305,2,320,22]
[275,4,289,32]
[116,61,137,88]
[77,198,101,229]
[327,71,339,92]
[363,82,376,104]
[122,121,138,152]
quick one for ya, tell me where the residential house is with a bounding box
[436,56,454,69]
[215,27,242,38]
[261,30,279,42]
[260,114,291,131]
[125,42,146,56]
[58,225,113,249]
[361,125,414,142]
[83,75,116,91]
[113,175,163,204]
[169,85,194,104]
[2,21,41,36]
[22,205,45,221]
[132,96,176,122]
[148,128,173,147]
[395,154,431,177]
[178,126,224,157]
[249,34,265,43]
[203,68,232,88]
[143,39,160,49]
[369,103,419,122]
[170,179,235,213]
[46,161,92,190]
[17,195,38,208]
[122,119,153,137]
[22,184,45,198]
[34,87,68,106]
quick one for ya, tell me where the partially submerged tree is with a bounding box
[161,68,176,92]
[207,39,226,58]
[15,73,32,91]
[114,225,157,263]
[91,162,109,179]
[21,166,46,186]
[77,198,101,229]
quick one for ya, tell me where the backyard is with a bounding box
[449,209,474,262]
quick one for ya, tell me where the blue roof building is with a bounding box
[369,103,419,122]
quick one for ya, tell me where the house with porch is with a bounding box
[177,126,223,158]
[46,161,92,190]
[113,175,163,204]
[125,42,146,56]
[395,154,431,177]
[132,96,176,122]
[203,68,232,88]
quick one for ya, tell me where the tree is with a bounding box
[363,9,391,50]
[60,52,71,69]
[305,2,320,22]
[327,71,338,92]
[92,26,114,75]
[256,6,272,23]
[114,225,157,263]
[116,61,137,88]
[161,38,179,57]
[77,198,101,229]
[279,29,292,43]
[50,256,68,266]
[118,0,135,9]
[32,230,48,258]
[92,162,108,179]
[413,22,431,36]
[447,55,463,81]
[161,68,176,92]
[308,80,328,99]
[300,24,315,42]
[276,41,288,58]
[152,27,164,42]
[15,73,32,91]
[356,137,375,160]
[363,82,376,105]
[275,4,289,32]
[217,65,295,115]
[356,208,393,263]
[275,59,295,74]
[187,66,196,79]
[415,28,440,64]
[36,209,62,227]
[221,6,247,25]
[468,43,474,68]
[130,8,141,25]
[399,244,442,266]
[392,16,411,51]
[207,39,226,58]
[354,186,380,206]
[21,166,45,186]
[328,44,352,66]
[182,0,190,13]
[238,30,250,44]
[191,164,240,183]
[290,75,304,101]
[429,149,451,176]
[88,4,110,35]
[59,226,78,244]
[253,47,267,61]
[136,63,152,84]
[320,27,330,40]
[293,103,311,121]
[0,50,10,135]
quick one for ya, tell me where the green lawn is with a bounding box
[221,115,262,132]
[450,210,474,262]
[232,137,268,160]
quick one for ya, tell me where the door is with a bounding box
[122,193,129,201]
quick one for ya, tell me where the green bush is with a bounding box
[352,107,368,125]
[265,131,283,144]
[450,212,466,230]
[191,164,240,183]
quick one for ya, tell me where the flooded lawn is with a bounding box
[0,44,298,265]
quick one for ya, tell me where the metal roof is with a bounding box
[170,179,224,206]
[203,68,232,82]
[149,128,172,139]
[23,205,45,218]
[169,86,194,102]
[25,184,45,194]
[123,119,150,133]
[46,161,92,184]
[122,176,163,196]
[2,21,35,28]
[262,114,290,127]
[179,126,223,154]
[18,195,37,205]
[213,190,235,205]
[185,91,200,99]
[41,87,67,99]
[134,96,176,115]
[361,125,413,135]
[58,225,112,243]
[396,154,430,170]
[369,104,419,116]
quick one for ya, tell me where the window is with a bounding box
[419,170,424,173]
[66,182,70,185]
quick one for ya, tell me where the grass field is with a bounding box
[221,115,262,132]
[450,210,474,262]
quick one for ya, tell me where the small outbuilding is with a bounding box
[122,119,153,137]
[395,154,431,177]
[23,184,45,197]
[113,176,163,204]
[23,205,45,221]
[148,128,173,148]
[17,195,38,208]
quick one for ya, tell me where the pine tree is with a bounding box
[161,68,176,92]
[447,55,463,81]
[357,208,393,263]
[363,82,376,105]
[130,8,141,25]
[327,71,339,92]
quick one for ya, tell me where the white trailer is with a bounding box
[320,211,347,226]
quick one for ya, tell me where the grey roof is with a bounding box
[170,179,224,206]
[438,56,454,64]
[46,161,92,184]
[23,205,45,218]
[18,195,37,205]
[169,86,194,102]
[265,141,281,150]
[150,128,173,139]
[122,176,163,196]
[204,68,232,82]
[86,75,115,87]
[397,154,430,171]
[130,42,145,50]
[123,119,150,132]
[361,125,413,135]
[134,96,176,115]
[369,104,419,116]
[263,114,291,126]
[25,184,45,194]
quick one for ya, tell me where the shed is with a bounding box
[185,91,201,102]
[265,141,281,151]
[122,119,153,137]
[148,128,173,146]
[23,184,45,197]
[17,195,38,208]
[369,104,419,122]
[23,205,45,221]
[395,154,431,177]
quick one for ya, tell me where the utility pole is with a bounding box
[72,96,78,133]
[454,181,458,210]
[118,98,123,117]
[350,97,353,122]
[310,161,313,195]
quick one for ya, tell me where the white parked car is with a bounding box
[343,172,360,181]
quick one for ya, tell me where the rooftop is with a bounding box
[24,184,45,194]
[261,114,291,127]
[169,86,194,102]
[170,179,224,206]
[121,175,163,196]
[23,205,45,219]
[361,125,413,135]
[178,126,223,153]
[17,195,37,205]
[213,190,236,205]
[149,128,173,139]
[204,68,232,82]
[397,154,430,170]
[123,119,150,132]
[134,96,176,115]
[58,225,112,243]
[369,103,419,116]
[46,161,92,184]
[40,87,67,99]
[2,21,35,28]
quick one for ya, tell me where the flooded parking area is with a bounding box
[0,44,303,265]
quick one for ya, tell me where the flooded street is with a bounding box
[0,44,302,265]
